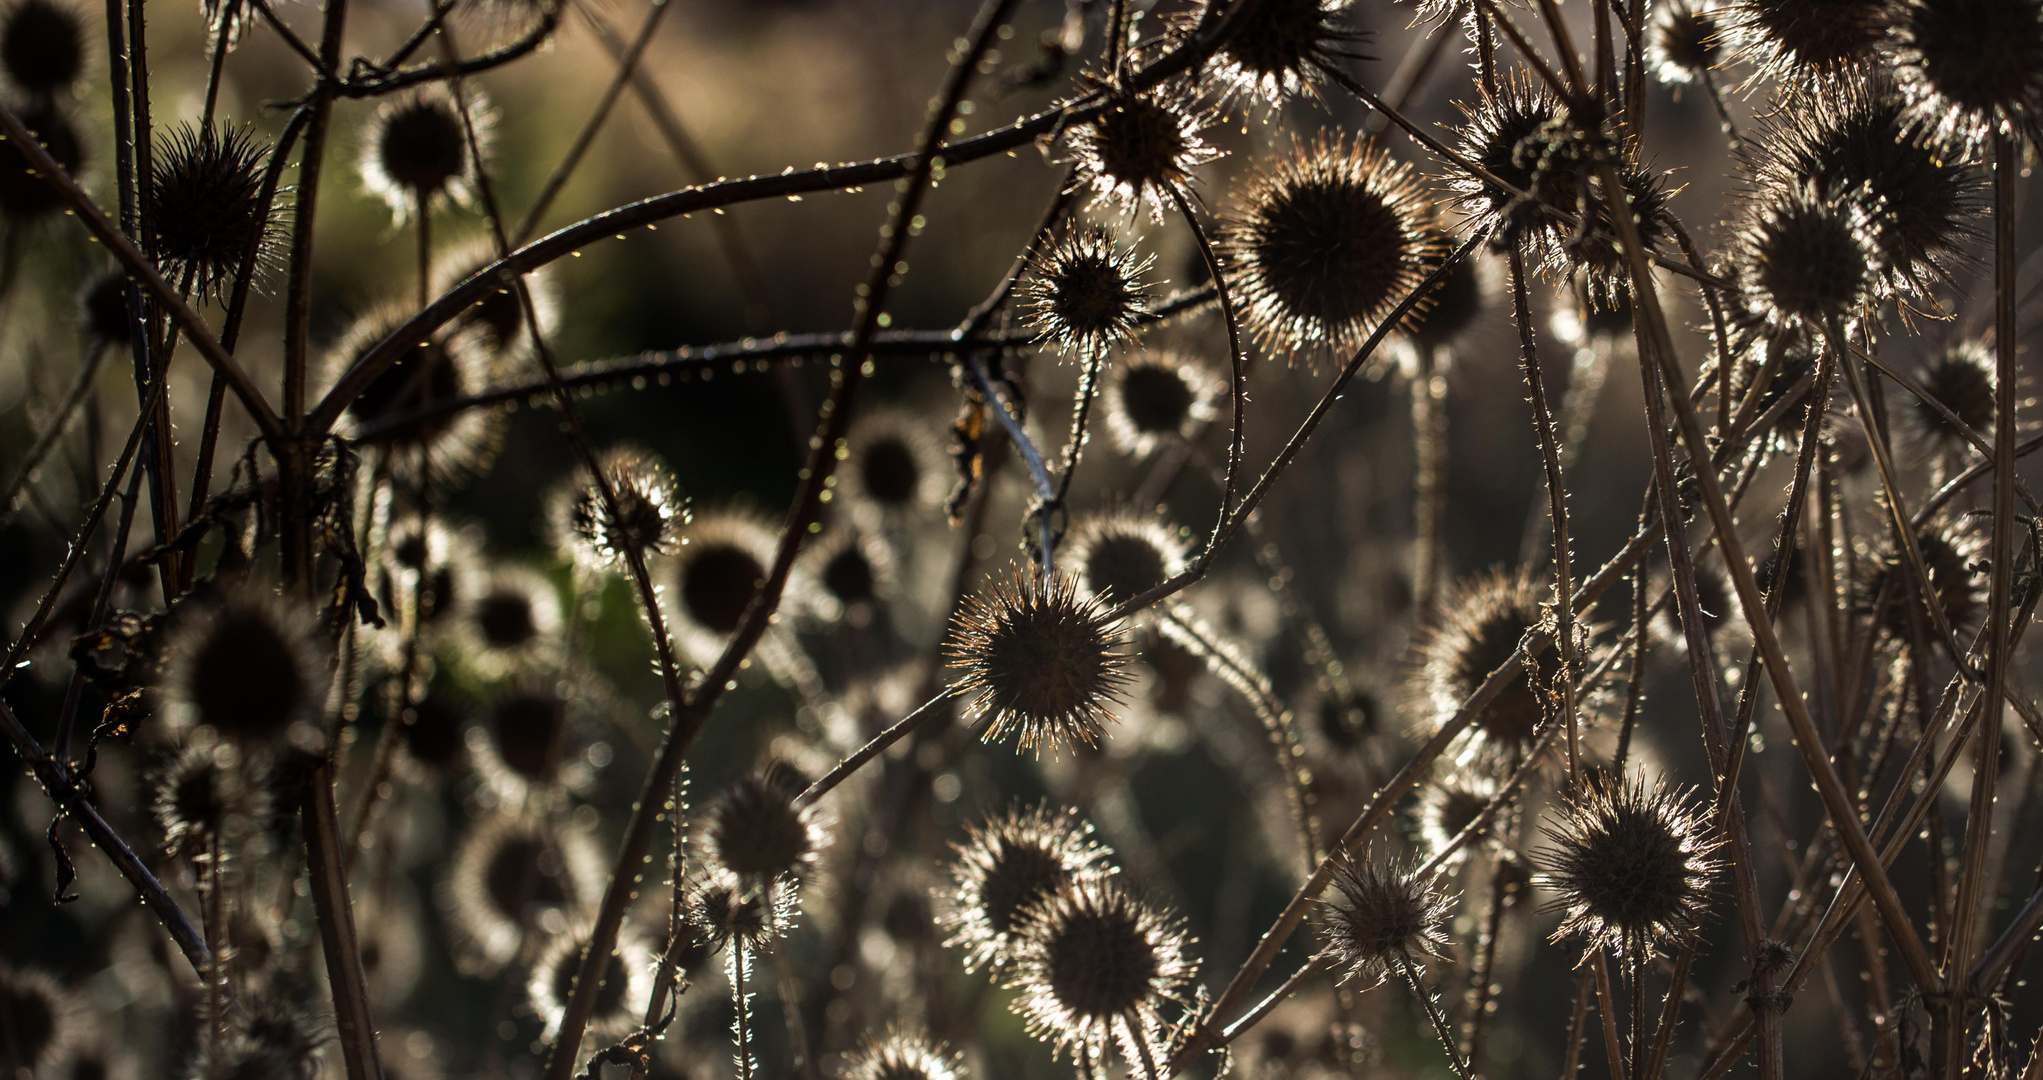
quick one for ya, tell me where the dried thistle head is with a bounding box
[1723,0,1896,84]
[1,0,81,97]
[469,679,575,803]
[1538,776,1721,954]
[435,239,562,359]
[1022,225,1155,361]
[1648,1,1725,85]
[942,803,1116,974]
[528,931,653,1041]
[808,527,894,619]
[948,569,1132,754]
[1894,0,2043,148]
[459,565,561,671]
[377,515,471,633]
[1221,132,1443,363]
[1064,510,1189,608]
[839,1029,966,1080]
[359,84,492,218]
[1178,0,1367,108]
[1397,236,1495,355]
[398,691,469,775]
[149,123,278,297]
[551,445,687,570]
[152,740,267,863]
[0,964,70,1074]
[664,511,783,662]
[1904,339,2000,457]
[193,999,325,1080]
[1413,569,1575,765]
[844,411,945,518]
[447,814,602,974]
[80,270,132,348]
[1066,88,1219,221]
[1733,183,1880,328]
[330,311,502,488]
[1855,514,1988,638]
[1418,775,1500,859]
[0,102,81,221]
[1004,879,1195,1065]
[1317,857,1454,983]
[700,763,828,887]
[1105,350,1222,456]
[160,587,325,750]
[686,876,797,954]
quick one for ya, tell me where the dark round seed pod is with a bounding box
[149,123,275,296]
[701,763,824,886]
[1539,776,1722,953]
[948,570,1133,754]
[1318,857,1454,981]
[0,0,81,97]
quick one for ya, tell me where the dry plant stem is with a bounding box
[1217,955,1331,1045]
[282,0,349,428]
[0,346,109,532]
[1852,343,2043,514]
[794,689,959,809]
[515,0,670,243]
[962,352,1058,570]
[542,4,1016,1073]
[0,696,210,974]
[1411,347,1446,618]
[1561,967,1594,1080]
[1590,951,1629,1080]
[1167,185,1247,556]
[1644,942,1696,1080]
[1463,879,1506,1071]
[51,466,145,761]
[1399,951,1474,1080]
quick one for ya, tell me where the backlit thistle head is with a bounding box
[1307,684,1380,756]
[550,446,686,570]
[1221,132,1443,362]
[152,740,266,863]
[1419,775,1500,859]
[1539,777,1721,954]
[1,0,82,97]
[844,411,944,518]
[458,565,560,671]
[330,310,502,488]
[700,763,827,887]
[468,680,574,803]
[1733,184,1880,328]
[398,691,469,775]
[149,123,277,297]
[948,569,1132,754]
[1414,569,1579,764]
[1397,236,1496,355]
[378,515,470,632]
[1905,339,1999,456]
[191,1001,325,1080]
[528,931,653,1041]
[1648,1,1724,85]
[686,876,798,954]
[1004,879,1194,1065]
[1178,0,1367,108]
[435,239,561,359]
[80,270,132,348]
[807,527,894,621]
[359,84,492,219]
[1653,561,1747,649]
[1023,225,1155,361]
[0,964,69,1074]
[942,803,1116,974]
[1317,857,1454,984]
[840,1029,966,1080]
[1857,515,1988,637]
[663,511,782,663]
[160,587,324,750]
[1106,350,1221,456]
[1723,0,1895,84]
[1749,74,1980,298]
[1894,0,2043,147]
[446,813,602,974]
[1065,89,1219,221]
[0,102,81,221]
[1065,510,1188,609]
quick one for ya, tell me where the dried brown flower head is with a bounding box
[1106,350,1221,456]
[1023,225,1156,361]
[1067,90,1219,220]
[942,803,1116,974]
[553,446,687,569]
[948,570,1132,754]
[701,763,827,887]
[1318,857,1454,983]
[1005,879,1194,1065]
[1,0,81,97]
[1539,777,1721,954]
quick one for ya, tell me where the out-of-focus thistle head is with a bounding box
[1733,183,1881,329]
[1317,856,1454,983]
[192,999,326,1080]
[0,964,71,1075]
[1538,776,1721,954]
[1748,74,1981,300]
[446,813,602,974]
[1903,338,2002,458]
[1723,0,1895,84]
[1397,236,1495,356]
[160,587,325,751]
[152,740,267,863]
[1648,1,1725,86]
[1177,0,1368,109]
[458,565,560,672]
[948,569,1133,755]
[1004,878,1195,1066]
[686,876,797,954]
[700,763,828,888]
[1105,350,1221,456]
[1413,569,1584,767]
[1419,774,1501,860]
[941,802,1116,974]
[149,123,278,298]
[1064,510,1188,609]
[359,84,493,219]
[1022,225,1156,361]
[1894,0,2043,149]
[551,445,687,571]
[0,103,82,222]
[807,527,895,620]
[527,931,653,1041]
[1221,132,1443,365]
[80,270,132,349]
[844,411,946,519]
[662,510,788,663]
[1065,87,1219,221]
[435,240,562,360]
[468,679,575,804]
[331,311,503,488]
[0,0,81,97]
[839,1029,967,1080]
[1855,514,1988,638]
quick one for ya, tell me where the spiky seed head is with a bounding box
[1907,339,1999,455]
[435,240,562,358]
[1,0,81,96]
[1065,511,1188,607]
[0,102,81,221]
[79,271,132,347]
[1734,184,1879,327]
[461,565,559,666]
[1106,350,1221,457]
[1182,0,1366,108]
[379,516,468,630]
[1022,225,1155,361]
[448,814,601,973]
[152,741,265,862]
[1317,857,1454,983]
[1858,516,1987,637]
[807,528,895,622]
[551,446,686,570]
[529,932,652,1041]
[1005,879,1194,1064]
[840,1029,966,1080]
[331,311,502,487]
[0,964,68,1072]
[149,123,277,297]
[1221,132,1443,363]
[1648,2,1723,84]
[942,803,1116,974]
[948,570,1132,754]
[845,412,943,515]
[1419,776,1500,858]
[190,1001,324,1080]
[161,589,323,748]
[1724,0,1895,83]
[665,512,779,661]
[1415,569,1573,763]
[359,85,492,217]
[1540,777,1721,953]
[1750,74,1980,298]
[686,877,796,953]
[701,763,826,886]
[1894,0,2043,147]
[475,683,570,790]
[1066,90,1219,221]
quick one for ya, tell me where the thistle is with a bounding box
[551,445,687,570]
[330,311,502,487]
[941,803,1116,974]
[1722,0,1895,84]
[359,84,492,220]
[1065,89,1219,221]
[948,570,1132,754]
[1904,339,2000,458]
[840,1029,966,1080]
[1105,350,1221,457]
[1317,856,1454,984]
[1177,0,1367,108]
[1022,225,1155,361]
[844,411,944,518]
[1004,879,1195,1067]
[159,587,324,750]
[149,123,277,297]
[1733,183,1880,328]
[1064,510,1188,608]
[664,511,782,663]
[1893,0,2043,148]
[1647,1,1724,86]
[1413,569,1582,765]
[446,814,602,974]
[1539,777,1721,954]
[528,932,653,1041]
[700,763,828,888]
[0,0,80,98]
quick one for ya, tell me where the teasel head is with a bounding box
[0,964,70,1074]
[1733,183,1881,329]
[1176,0,1367,109]
[1065,87,1219,222]
[445,812,602,974]
[1856,514,1988,639]
[1652,560,1748,651]
[193,999,325,1080]
[941,802,1117,974]
[1723,0,1895,84]
[1316,856,1454,984]
[1419,774,1501,860]
[807,526,895,623]
[378,515,471,633]
[468,678,575,805]
[662,510,784,663]
[359,84,492,220]
[1004,878,1195,1066]
[0,102,81,222]
[1903,338,2002,458]
[686,875,798,954]
[840,1028,966,1080]
[1065,510,1189,611]
[435,239,562,359]
[1105,349,1220,457]
[550,445,686,571]
[1304,683,1380,757]
[948,569,1133,754]
[1893,0,2043,148]
[331,310,503,489]
[844,411,945,520]
[1396,234,1496,356]
[1748,73,1981,300]
[152,739,267,864]
[1221,132,1443,364]
[1413,569,1583,766]
[456,564,561,673]
[1539,776,1721,955]
[1022,225,1156,361]
[700,762,828,888]
[149,123,278,298]
[398,690,470,776]
[528,930,654,1041]
[160,587,325,751]
[1,0,81,98]
[1648,1,1725,86]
